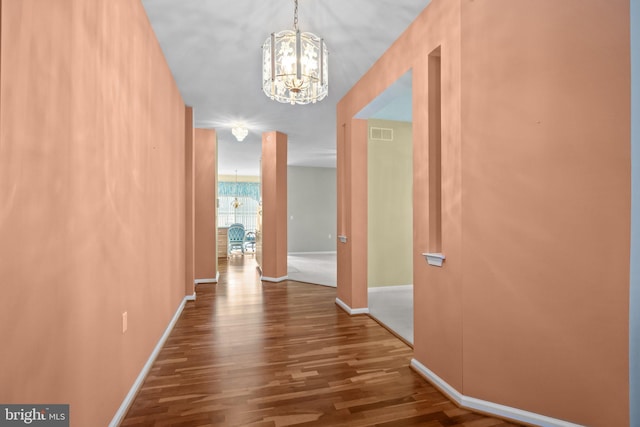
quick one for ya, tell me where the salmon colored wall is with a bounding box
[412,2,465,391]
[185,107,195,296]
[460,1,630,425]
[336,119,369,309]
[337,0,463,383]
[261,131,288,280]
[194,128,218,280]
[337,0,631,425]
[631,2,640,424]
[0,1,187,426]
[336,122,351,304]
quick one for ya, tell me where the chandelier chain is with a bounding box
[293,0,299,30]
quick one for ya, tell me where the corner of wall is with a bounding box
[630,2,640,426]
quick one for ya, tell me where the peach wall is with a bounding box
[0,1,187,425]
[631,1,640,425]
[337,0,631,425]
[460,1,630,425]
[261,131,288,280]
[185,107,195,296]
[336,119,369,309]
[194,128,217,280]
[337,0,463,384]
[336,122,351,304]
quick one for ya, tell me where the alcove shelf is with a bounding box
[423,252,445,267]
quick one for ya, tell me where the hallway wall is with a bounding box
[460,3,629,425]
[337,0,631,425]
[195,128,218,280]
[0,1,187,425]
[631,0,640,425]
[261,131,288,280]
[368,119,413,287]
[288,166,336,253]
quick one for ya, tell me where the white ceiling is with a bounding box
[141,0,431,176]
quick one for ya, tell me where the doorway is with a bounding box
[356,71,414,344]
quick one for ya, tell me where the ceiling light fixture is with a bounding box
[262,0,328,105]
[232,126,249,141]
[231,170,242,211]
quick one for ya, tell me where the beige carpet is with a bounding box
[287,252,337,287]
[368,285,413,345]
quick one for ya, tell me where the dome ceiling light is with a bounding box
[232,126,249,141]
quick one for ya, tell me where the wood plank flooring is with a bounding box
[121,257,520,427]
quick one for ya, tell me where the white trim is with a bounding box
[410,359,462,405]
[368,284,413,292]
[335,297,370,315]
[261,275,289,283]
[422,252,445,267]
[185,293,196,301]
[288,251,337,255]
[410,359,584,427]
[109,296,192,427]
[194,276,217,285]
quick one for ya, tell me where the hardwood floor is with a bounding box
[121,257,520,427]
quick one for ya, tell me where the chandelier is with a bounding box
[231,170,242,210]
[262,0,328,105]
[231,126,248,142]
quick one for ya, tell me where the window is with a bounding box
[218,181,260,231]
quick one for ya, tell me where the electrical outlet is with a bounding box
[328,234,332,239]
[122,312,128,334]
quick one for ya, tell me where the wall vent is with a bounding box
[370,127,394,141]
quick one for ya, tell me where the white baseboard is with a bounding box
[194,273,218,285]
[185,293,196,301]
[288,251,337,255]
[335,297,369,315]
[109,295,192,427]
[261,275,288,283]
[410,359,584,427]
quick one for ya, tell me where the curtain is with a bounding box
[218,181,260,201]
[218,181,260,230]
